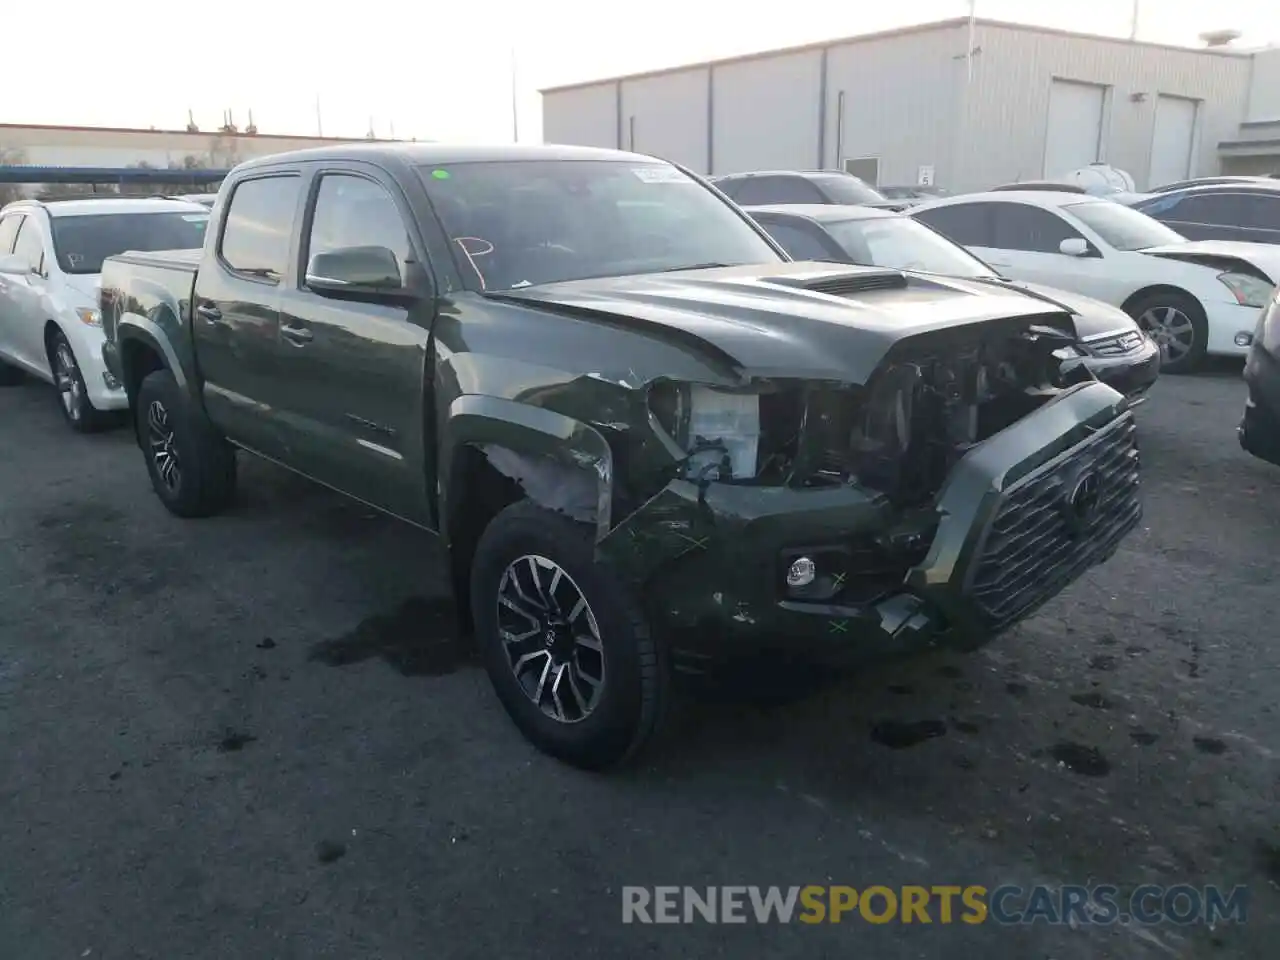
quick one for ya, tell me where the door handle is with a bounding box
[196,303,225,325]
[280,323,313,345]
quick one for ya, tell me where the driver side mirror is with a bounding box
[305,245,413,301]
[1059,237,1091,257]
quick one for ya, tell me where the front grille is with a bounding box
[1086,330,1145,357]
[968,414,1141,631]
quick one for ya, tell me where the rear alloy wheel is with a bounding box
[49,331,109,432]
[134,368,237,518]
[1128,292,1207,374]
[146,399,182,494]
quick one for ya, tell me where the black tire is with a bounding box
[48,330,113,433]
[1125,290,1208,374]
[470,500,669,770]
[135,368,237,518]
[0,359,23,386]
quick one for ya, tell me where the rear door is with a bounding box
[274,164,437,527]
[192,171,303,458]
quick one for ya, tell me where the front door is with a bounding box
[191,172,303,458]
[5,216,54,373]
[274,167,437,528]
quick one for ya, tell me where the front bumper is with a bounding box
[602,381,1141,672]
[1070,337,1161,403]
[1206,301,1265,357]
[1240,342,1280,466]
[101,339,122,383]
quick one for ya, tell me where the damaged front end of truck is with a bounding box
[467,267,1143,673]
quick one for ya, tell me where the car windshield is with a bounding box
[1062,201,1184,251]
[50,211,210,274]
[824,215,998,279]
[417,160,781,291]
[812,175,889,205]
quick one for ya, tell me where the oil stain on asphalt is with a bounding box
[308,597,472,677]
[870,719,948,749]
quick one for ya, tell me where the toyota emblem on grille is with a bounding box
[1062,469,1102,536]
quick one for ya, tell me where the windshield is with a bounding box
[812,175,889,205]
[50,211,209,274]
[417,160,781,291]
[1062,201,1184,252]
[824,215,998,279]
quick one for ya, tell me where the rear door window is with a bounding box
[912,203,995,246]
[218,174,302,282]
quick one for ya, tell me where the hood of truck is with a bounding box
[491,262,1075,383]
[901,273,1136,340]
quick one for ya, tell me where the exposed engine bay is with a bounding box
[651,314,1085,507]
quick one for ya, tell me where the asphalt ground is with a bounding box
[1,363,1277,959]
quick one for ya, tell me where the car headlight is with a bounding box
[1217,272,1274,309]
[648,381,761,480]
[74,307,101,327]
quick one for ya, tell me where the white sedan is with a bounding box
[0,196,209,431]
[910,190,1280,373]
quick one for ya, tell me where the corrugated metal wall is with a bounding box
[956,23,1252,190]
[621,69,710,171]
[541,84,619,152]
[540,22,1256,191]
[1244,48,1280,122]
[712,51,823,173]
[824,26,964,188]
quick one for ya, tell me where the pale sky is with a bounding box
[6,0,1274,144]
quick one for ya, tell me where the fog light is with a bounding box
[102,370,121,390]
[1235,332,1254,347]
[786,556,817,588]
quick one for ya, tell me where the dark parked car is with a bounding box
[1241,286,1280,466]
[1146,175,1272,195]
[745,204,1160,401]
[1124,182,1280,245]
[711,170,905,210]
[99,143,1142,769]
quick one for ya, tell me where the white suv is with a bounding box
[0,196,210,431]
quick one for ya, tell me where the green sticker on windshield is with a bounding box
[430,169,451,179]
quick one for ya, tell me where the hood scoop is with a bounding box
[767,269,909,298]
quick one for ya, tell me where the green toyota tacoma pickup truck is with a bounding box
[99,144,1142,769]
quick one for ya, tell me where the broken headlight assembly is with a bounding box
[648,381,761,481]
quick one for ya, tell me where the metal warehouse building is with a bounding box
[542,17,1279,192]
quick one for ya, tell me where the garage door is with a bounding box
[1043,80,1106,178]
[1148,95,1198,189]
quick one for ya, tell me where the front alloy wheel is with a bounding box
[147,400,182,493]
[497,554,605,723]
[1139,305,1196,366]
[53,341,84,423]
